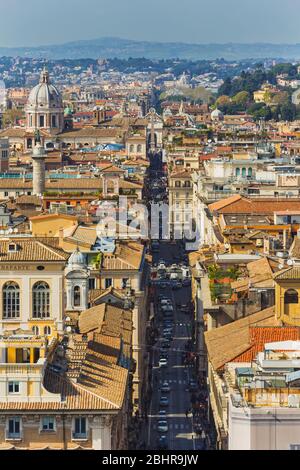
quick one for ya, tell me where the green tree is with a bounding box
[216,95,231,107]
[2,109,23,127]
[232,91,250,106]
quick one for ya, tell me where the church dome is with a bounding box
[68,248,86,268]
[211,108,224,121]
[27,68,63,109]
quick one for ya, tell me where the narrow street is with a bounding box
[145,151,207,451]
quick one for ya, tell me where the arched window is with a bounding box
[242,168,247,177]
[44,326,51,336]
[248,167,253,177]
[32,282,50,318]
[284,289,298,304]
[235,168,240,177]
[137,144,142,153]
[3,282,20,318]
[129,144,134,153]
[32,326,39,335]
[73,286,81,307]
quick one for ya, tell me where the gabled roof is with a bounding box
[204,306,276,371]
[102,241,144,271]
[209,196,300,215]
[290,237,300,259]
[30,213,78,222]
[101,164,125,174]
[0,238,69,262]
[208,194,243,212]
[273,266,300,280]
[233,326,300,363]
[89,286,127,305]
[78,304,106,334]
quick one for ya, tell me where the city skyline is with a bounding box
[1,0,299,48]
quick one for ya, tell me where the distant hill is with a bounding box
[2,37,300,60]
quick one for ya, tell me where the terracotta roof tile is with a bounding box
[0,238,68,262]
[209,196,300,215]
[205,306,277,370]
[233,326,300,362]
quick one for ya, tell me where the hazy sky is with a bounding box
[1,0,299,47]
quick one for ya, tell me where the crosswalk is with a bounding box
[152,423,191,430]
[159,378,189,385]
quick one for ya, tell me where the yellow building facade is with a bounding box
[274,266,300,326]
[0,239,68,338]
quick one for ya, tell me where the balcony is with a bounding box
[0,359,46,376]
[6,433,22,441]
[72,432,88,441]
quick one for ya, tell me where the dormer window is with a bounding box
[8,243,18,253]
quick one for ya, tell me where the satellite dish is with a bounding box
[65,316,71,322]
[278,263,284,270]
[66,326,72,333]
[287,259,293,266]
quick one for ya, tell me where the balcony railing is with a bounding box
[72,432,88,440]
[6,433,22,440]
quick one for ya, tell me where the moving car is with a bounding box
[172,281,182,290]
[161,304,174,312]
[159,358,168,367]
[159,282,167,289]
[161,381,171,393]
[157,435,168,450]
[157,420,168,433]
[159,396,169,407]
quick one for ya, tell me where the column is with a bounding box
[82,282,88,311]
[21,276,31,328]
[65,280,73,311]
